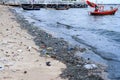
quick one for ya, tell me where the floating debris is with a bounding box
[24,71,27,74]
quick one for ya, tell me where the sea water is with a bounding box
[15,5,120,80]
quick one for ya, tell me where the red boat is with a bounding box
[86,0,97,8]
[90,8,118,16]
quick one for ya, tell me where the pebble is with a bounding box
[6,29,9,31]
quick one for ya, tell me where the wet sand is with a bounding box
[0,5,108,80]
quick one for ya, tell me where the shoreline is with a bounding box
[10,6,108,80]
[1,5,108,80]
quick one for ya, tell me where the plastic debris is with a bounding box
[27,46,32,51]
[47,47,53,50]
[84,64,97,70]
[17,49,23,53]
[27,46,32,49]
[46,61,51,66]
[41,45,46,48]
[40,49,47,56]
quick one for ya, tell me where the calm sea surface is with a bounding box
[15,5,120,80]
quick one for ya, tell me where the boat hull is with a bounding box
[90,8,118,16]
[55,7,69,10]
[21,4,40,10]
[55,5,69,10]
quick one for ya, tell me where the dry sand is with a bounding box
[0,5,67,80]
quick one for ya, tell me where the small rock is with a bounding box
[24,71,27,74]
[6,29,9,31]
[35,60,39,62]
[5,54,10,57]
[12,52,14,54]
[6,51,8,53]
[0,49,4,51]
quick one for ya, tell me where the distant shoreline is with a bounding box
[98,4,120,5]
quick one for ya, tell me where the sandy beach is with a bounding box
[0,5,67,80]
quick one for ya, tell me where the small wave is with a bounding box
[92,29,120,43]
[72,35,120,62]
